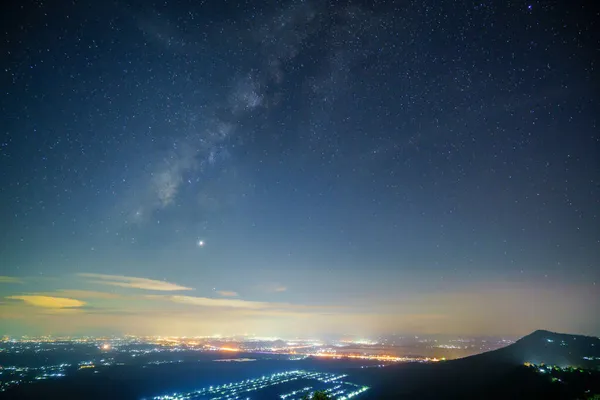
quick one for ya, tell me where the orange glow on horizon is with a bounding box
[308,352,440,362]
[219,346,240,352]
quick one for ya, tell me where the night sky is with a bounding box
[1,0,599,337]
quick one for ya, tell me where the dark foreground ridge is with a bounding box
[455,329,600,368]
[365,330,600,400]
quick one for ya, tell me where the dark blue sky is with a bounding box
[0,0,598,337]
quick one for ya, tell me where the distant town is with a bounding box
[0,334,514,393]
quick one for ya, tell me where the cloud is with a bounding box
[157,295,275,309]
[53,290,123,299]
[0,276,22,284]
[6,295,85,309]
[148,295,329,314]
[216,290,239,297]
[149,295,335,318]
[263,283,287,293]
[78,273,193,291]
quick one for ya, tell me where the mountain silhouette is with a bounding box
[365,330,600,400]
[452,329,600,368]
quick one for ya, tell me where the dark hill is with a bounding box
[455,329,600,368]
[364,330,600,400]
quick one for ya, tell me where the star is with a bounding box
[1,0,598,339]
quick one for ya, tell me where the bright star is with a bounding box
[198,240,205,247]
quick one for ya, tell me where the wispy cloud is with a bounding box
[150,295,334,316]
[0,276,22,284]
[6,295,85,309]
[53,289,123,299]
[78,273,193,291]
[216,290,239,297]
[262,283,287,293]
[150,295,307,311]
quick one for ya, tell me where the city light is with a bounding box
[0,334,500,394]
[147,370,369,400]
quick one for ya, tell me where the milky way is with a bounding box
[0,0,598,337]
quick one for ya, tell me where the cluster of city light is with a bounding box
[34,372,65,379]
[150,370,304,400]
[0,334,448,395]
[320,374,347,383]
[524,362,588,374]
[0,335,446,363]
[147,360,184,365]
[523,362,598,386]
[359,364,386,369]
[244,336,281,342]
[435,344,462,349]
[279,380,368,400]
[308,352,440,363]
[338,339,378,346]
[0,363,72,392]
[280,385,313,399]
[77,360,96,370]
[148,370,369,400]
[288,355,309,360]
[545,338,570,347]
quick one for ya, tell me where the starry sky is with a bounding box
[1,0,599,338]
